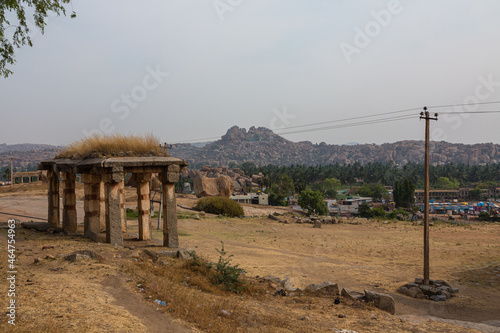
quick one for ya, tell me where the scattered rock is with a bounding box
[268,214,281,221]
[313,220,322,228]
[408,287,426,299]
[157,260,169,266]
[130,251,142,259]
[142,249,159,262]
[33,257,42,264]
[337,314,347,318]
[280,277,296,291]
[177,248,196,260]
[64,250,104,262]
[156,250,178,258]
[262,275,281,284]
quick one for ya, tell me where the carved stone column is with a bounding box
[61,172,77,233]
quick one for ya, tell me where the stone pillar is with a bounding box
[83,173,101,240]
[47,170,60,227]
[161,165,180,248]
[120,179,126,232]
[99,180,106,232]
[104,170,124,247]
[135,173,152,240]
[61,172,77,233]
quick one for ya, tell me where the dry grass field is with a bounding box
[0,185,499,332]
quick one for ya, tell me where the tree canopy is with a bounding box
[298,189,328,216]
[1,0,75,78]
[393,178,415,208]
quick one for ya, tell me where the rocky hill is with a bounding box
[170,126,500,166]
[0,144,61,171]
[2,128,499,171]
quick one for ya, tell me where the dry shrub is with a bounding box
[55,134,168,159]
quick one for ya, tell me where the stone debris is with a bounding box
[398,278,459,301]
[64,250,104,262]
[268,214,281,221]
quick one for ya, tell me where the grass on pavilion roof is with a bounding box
[55,134,169,160]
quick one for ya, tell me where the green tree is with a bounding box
[433,177,459,190]
[1,1,76,77]
[1,167,11,181]
[393,178,415,208]
[324,177,341,199]
[298,189,328,216]
[358,202,372,218]
[357,183,388,201]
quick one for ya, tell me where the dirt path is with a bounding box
[101,275,195,333]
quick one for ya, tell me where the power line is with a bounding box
[277,114,416,136]
[172,101,500,144]
[273,107,422,133]
[437,110,500,114]
[426,101,500,109]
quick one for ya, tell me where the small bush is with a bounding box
[212,242,246,292]
[195,196,244,217]
[387,208,409,221]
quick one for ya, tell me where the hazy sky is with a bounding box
[1,0,500,146]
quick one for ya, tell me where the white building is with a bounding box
[230,193,269,205]
[338,197,372,214]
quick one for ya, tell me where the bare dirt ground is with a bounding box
[1,185,499,332]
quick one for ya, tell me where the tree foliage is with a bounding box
[298,189,328,216]
[433,177,459,190]
[393,178,415,208]
[356,183,388,201]
[1,0,75,77]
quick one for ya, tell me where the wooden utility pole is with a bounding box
[10,158,13,188]
[420,107,438,285]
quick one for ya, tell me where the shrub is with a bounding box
[388,208,409,221]
[212,242,246,292]
[195,196,244,217]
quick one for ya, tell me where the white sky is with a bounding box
[1,0,500,146]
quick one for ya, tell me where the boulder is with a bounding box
[305,282,339,296]
[280,277,296,291]
[194,175,234,198]
[364,290,396,314]
[341,288,365,301]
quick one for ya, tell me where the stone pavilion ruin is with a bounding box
[38,156,188,247]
